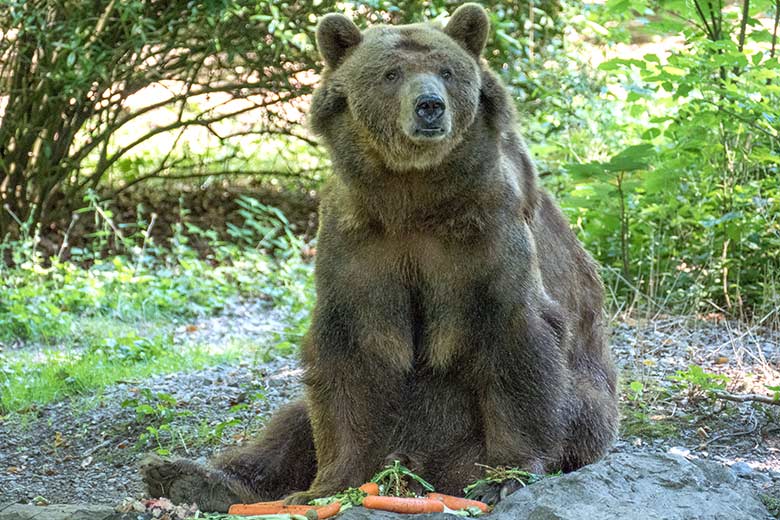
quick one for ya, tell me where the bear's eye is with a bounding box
[441,68,453,80]
[384,69,400,82]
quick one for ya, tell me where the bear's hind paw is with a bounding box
[140,454,241,513]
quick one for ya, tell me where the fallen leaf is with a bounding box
[703,312,725,322]
[714,356,729,364]
[7,466,20,474]
[54,431,66,448]
[185,324,198,333]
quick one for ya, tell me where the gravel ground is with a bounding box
[1,303,778,507]
[609,315,780,498]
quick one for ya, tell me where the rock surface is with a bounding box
[0,504,115,520]
[337,453,771,520]
[488,452,771,520]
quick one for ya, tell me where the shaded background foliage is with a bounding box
[1,0,779,323]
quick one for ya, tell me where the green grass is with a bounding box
[0,196,314,415]
[761,494,780,519]
[619,378,681,440]
[0,333,267,413]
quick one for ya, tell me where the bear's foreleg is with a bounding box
[466,276,571,472]
[285,259,414,504]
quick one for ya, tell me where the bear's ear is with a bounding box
[444,3,489,58]
[316,14,362,68]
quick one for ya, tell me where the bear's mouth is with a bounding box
[412,127,447,141]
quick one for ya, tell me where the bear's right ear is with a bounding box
[316,14,362,68]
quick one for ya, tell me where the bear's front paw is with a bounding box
[284,489,326,506]
[464,479,524,506]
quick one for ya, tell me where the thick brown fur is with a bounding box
[141,4,618,511]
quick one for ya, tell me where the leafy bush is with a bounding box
[531,0,780,319]
[670,365,730,402]
[0,1,565,242]
[0,0,335,238]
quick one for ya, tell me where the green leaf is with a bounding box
[602,144,655,172]
[566,163,605,179]
[662,65,686,76]
[700,211,743,228]
[641,128,661,140]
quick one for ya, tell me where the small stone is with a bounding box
[668,446,691,459]
[730,461,753,477]
[753,472,771,483]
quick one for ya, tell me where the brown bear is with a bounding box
[141,3,618,512]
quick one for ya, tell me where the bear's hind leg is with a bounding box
[559,374,618,472]
[141,400,316,512]
[213,399,317,499]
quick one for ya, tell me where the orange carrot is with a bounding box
[309,500,342,520]
[358,482,380,496]
[426,492,490,513]
[229,500,342,519]
[228,500,282,515]
[363,496,445,514]
[228,502,312,516]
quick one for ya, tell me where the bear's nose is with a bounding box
[415,94,445,125]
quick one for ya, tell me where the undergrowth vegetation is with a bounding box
[522,0,780,322]
[0,195,313,413]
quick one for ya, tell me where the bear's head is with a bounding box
[310,3,506,172]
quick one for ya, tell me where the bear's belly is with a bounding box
[388,365,485,490]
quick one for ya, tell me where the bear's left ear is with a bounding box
[444,3,489,58]
[317,14,362,68]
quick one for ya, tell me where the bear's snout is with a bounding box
[415,94,446,128]
[401,73,451,142]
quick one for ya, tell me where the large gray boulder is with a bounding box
[339,452,771,520]
[488,452,770,520]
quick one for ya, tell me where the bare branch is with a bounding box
[712,391,780,406]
